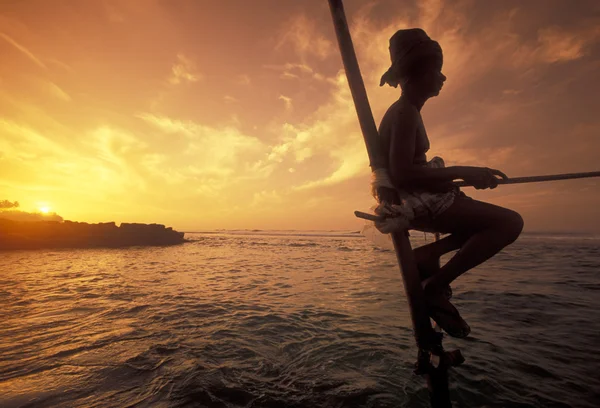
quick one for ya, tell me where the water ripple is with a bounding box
[0,232,599,407]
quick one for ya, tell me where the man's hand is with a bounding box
[458,167,508,190]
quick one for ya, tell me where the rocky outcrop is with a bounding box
[0,219,186,250]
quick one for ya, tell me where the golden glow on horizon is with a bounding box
[39,206,50,214]
[0,1,598,232]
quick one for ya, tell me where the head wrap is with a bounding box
[379,28,443,88]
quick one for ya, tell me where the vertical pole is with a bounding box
[326,1,454,407]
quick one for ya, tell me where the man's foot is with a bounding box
[422,283,470,338]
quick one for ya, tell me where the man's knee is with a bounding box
[503,210,524,243]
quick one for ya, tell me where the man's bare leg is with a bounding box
[413,233,470,280]
[410,197,523,338]
[421,197,524,293]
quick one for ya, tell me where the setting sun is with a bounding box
[39,206,50,214]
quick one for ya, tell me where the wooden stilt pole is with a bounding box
[326,2,463,407]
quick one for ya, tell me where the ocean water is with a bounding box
[0,230,599,408]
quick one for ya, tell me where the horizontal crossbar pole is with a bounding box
[455,171,600,187]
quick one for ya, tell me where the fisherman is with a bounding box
[377,28,524,338]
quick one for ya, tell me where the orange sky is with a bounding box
[1,0,599,232]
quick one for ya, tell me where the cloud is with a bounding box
[535,25,600,63]
[136,113,192,135]
[237,74,251,85]
[266,72,369,189]
[264,62,332,82]
[0,118,67,160]
[137,113,267,181]
[0,32,46,68]
[44,81,71,102]
[500,23,600,70]
[294,140,368,190]
[276,14,334,60]
[90,126,147,167]
[46,58,74,72]
[278,95,293,111]
[251,190,282,208]
[168,54,202,85]
[266,141,291,163]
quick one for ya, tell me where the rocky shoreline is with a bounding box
[0,219,186,250]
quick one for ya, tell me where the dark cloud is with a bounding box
[0,200,19,209]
